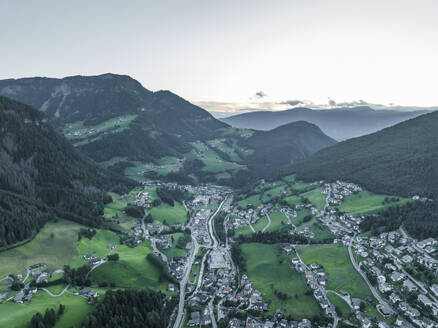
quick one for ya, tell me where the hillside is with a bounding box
[221,106,428,140]
[0,74,337,183]
[0,97,135,229]
[241,121,337,174]
[0,74,228,164]
[293,111,438,199]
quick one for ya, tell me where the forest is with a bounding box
[360,200,438,239]
[81,289,175,328]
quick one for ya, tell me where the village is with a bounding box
[2,178,438,328]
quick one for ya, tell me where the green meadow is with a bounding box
[297,244,372,299]
[149,201,187,225]
[241,243,322,320]
[337,191,410,214]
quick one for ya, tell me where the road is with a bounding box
[191,249,209,296]
[0,276,13,283]
[40,284,70,297]
[208,300,218,328]
[261,214,271,233]
[396,227,437,301]
[347,237,394,314]
[327,290,353,309]
[207,199,227,248]
[295,250,339,328]
[151,238,169,263]
[173,236,199,328]
[173,198,226,328]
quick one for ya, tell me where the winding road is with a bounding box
[40,284,70,297]
[261,214,271,233]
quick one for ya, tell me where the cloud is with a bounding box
[332,99,370,107]
[254,91,267,99]
[328,98,336,106]
[279,99,305,106]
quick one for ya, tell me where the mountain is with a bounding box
[0,96,136,246]
[292,111,438,199]
[241,121,337,174]
[0,74,228,164]
[0,74,336,182]
[221,106,429,140]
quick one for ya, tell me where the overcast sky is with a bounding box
[2,0,438,112]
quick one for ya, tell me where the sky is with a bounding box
[2,0,438,114]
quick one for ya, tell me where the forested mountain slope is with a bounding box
[0,74,228,163]
[242,121,337,174]
[222,106,428,140]
[0,96,135,222]
[293,111,438,199]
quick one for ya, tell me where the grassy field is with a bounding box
[327,292,352,318]
[266,211,288,232]
[261,185,287,203]
[301,187,326,211]
[237,194,261,209]
[160,233,188,260]
[290,209,311,226]
[190,141,245,173]
[234,216,269,237]
[0,290,94,328]
[337,191,410,214]
[241,243,322,319]
[297,244,372,299]
[149,202,187,225]
[0,220,83,277]
[75,230,168,291]
[282,174,296,183]
[63,114,138,144]
[284,195,302,207]
[207,139,242,162]
[293,181,318,191]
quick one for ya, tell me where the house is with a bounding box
[431,284,438,297]
[418,294,433,307]
[36,272,48,284]
[390,271,404,282]
[188,311,201,326]
[403,279,418,292]
[401,254,413,263]
[79,287,98,298]
[356,312,372,328]
[389,293,401,304]
[417,238,437,249]
[12,292,24,303]
[395,316,415,328]
[351,298,362,310]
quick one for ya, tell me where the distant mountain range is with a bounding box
[292,111,438,199]
[221,106,430,140]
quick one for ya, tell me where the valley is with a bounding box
[2,170,437,328]
[0,78,437,328]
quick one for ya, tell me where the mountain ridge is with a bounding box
[221,106,430,140]
[292,110,438,199]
